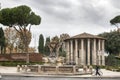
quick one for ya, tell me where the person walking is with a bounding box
[95,65,101,76]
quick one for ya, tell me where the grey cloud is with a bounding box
[18,0,74,23]
[1,0,118,47]
[31,0,74,22]
[79,1,105,24]
[0,0,118,31]
[31,0,72,8]
[109,0,120,9]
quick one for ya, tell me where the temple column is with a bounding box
[98,40,101,65]
[93,39,97,65]
[81,39,84,65]
[66,41,70,63]
[70,40,73,62]
[75,39,78,65]
[87,39,90,65]
[102,40,105,66]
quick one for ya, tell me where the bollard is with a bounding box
[73,66,76,74]
[21,65,25,72]
[24,65,28,72]
[56,66,59,74]
[17,65,21,72]
[38,65,41,74]
[89,66,93,74]
[83,65,87,73]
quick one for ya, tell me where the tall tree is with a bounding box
[18,29,32,53]
[0,27,6,54]
[60,33,70,51]
[38,34,44,54]
[0,5,41,53]
[44,37,50,56]
[99,30,120,56]
[4,27,20,53]
[110,15,120,32]
[59,33,70,57]
[0,5,41,63]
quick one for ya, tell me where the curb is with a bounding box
[1,73,120,78]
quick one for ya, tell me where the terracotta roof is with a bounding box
[65,32,105,40]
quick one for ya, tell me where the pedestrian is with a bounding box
[95,65,101,76]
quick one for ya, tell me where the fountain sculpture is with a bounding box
[23,35,77,74]
[43,36,64,66]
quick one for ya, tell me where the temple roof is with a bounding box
[65,32,105,40]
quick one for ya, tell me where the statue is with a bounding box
[43,36,65,66]
[47,36,62,58]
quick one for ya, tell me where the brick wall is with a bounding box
[0,53,42,62]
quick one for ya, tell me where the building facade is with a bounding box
[64,33,105,66]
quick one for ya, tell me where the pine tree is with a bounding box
[38,34,44,54]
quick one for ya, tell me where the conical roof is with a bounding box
[65,32,105,40]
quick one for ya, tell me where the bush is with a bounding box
[106,66,120,72]
[106,54,120,67]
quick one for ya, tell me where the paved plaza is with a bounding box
[0,66,120,77]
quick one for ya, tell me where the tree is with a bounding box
[110,15,120,32]
[106,54,120,67]
[38,34,44,54]
[60,33,70,51]
[99,30,120,55]
[0,5,41,63]
[0,5,41,53]
[44,37,50,56]
[0,27,6,54]
[59,33,70,57]
[18,29,32,53]
[4,27,20,53]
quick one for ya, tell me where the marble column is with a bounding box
[66,41,70,63]
[87,39,90,65]
[92,39,97,65]
[98,40,101,65]
[102,40,105,66]
[75,39,78,65]
[81,39,84,65]
[70,40,73,62]
[78,49,81,65]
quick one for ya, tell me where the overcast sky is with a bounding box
[0,0,120,48]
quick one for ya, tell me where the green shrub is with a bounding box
[106,54,120,67]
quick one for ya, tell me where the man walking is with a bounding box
[95,65,101,76]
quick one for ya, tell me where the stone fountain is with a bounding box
[26,36,77,74]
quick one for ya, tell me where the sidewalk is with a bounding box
[0,66,120,77]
